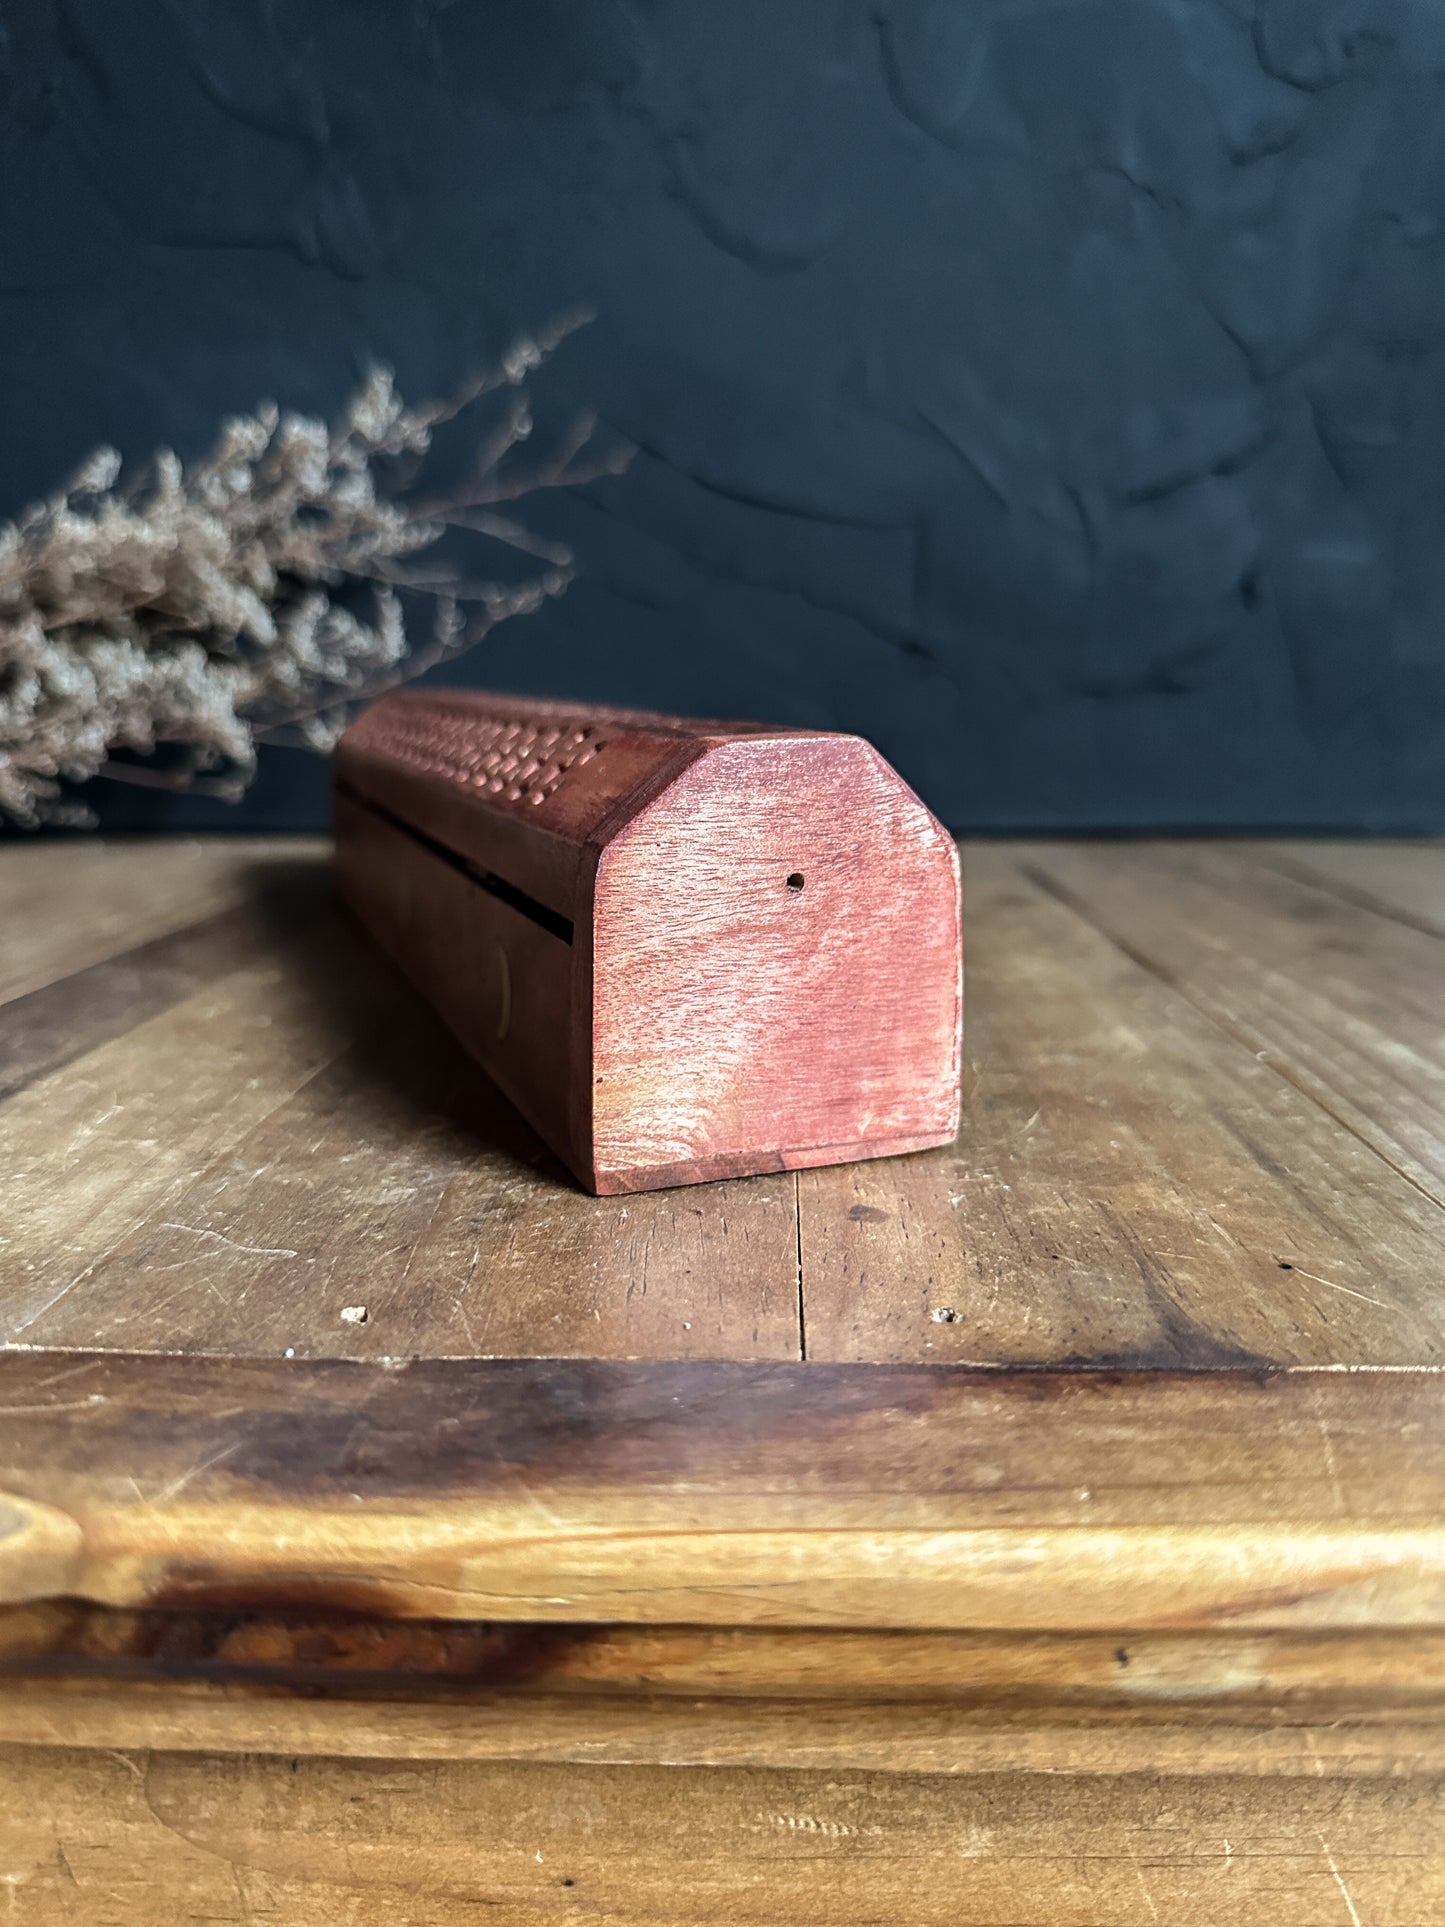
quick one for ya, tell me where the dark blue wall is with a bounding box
[4,0,1444,831]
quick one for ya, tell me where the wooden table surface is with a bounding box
[2,834,1443,1924]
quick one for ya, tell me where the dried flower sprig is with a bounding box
[0,312,628,825]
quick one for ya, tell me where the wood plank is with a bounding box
[11,834,1443,1369]
[1020,839,1445,1202]
[0,864,799,1362]
[0,904,288,1105]
[11,1606,1445,1712]
[2,1743,1437,1925]
[4,1609,1445,1778]
[0,937,394,1349]
[0,835,321,1006]
[10,832,1445,1926]
[12,999,799,1362]
[2,1354,1444,1630]
[3,1674,1444,1777]
[1259,838,1445,940]
[802,845,1445,1367]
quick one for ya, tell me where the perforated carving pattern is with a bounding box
[353,699,607,806]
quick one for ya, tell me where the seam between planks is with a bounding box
[0,839,330,1011]
[0,1005,367,1352]
[0,905,271,1103]
[4,1337,1443,1371]
[1015,858,1445,1224]
[1243,848,1445,945]
[794,1168,806,1363]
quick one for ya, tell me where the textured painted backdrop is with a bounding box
[2,0,1443,829]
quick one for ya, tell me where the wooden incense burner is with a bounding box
[333,689,961,1194]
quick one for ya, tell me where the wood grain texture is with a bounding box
[2,1744,1438,1926]
[1258,837,1445,940]
[0,850,799,1361]
[804,843,1445,1366]
[0,834,316,1007]
[4,1608,1445,1775]
[1018,839,1445,1202]
[335,690,962,1193]
[9,1605,1445,1710]
[6,1675,1445,1778]
[590,733,961,1188]
[5,837,1444,1367]
[5,832,1445,1923]
[1,1354,1444,1630]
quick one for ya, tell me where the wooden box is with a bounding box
[333,689,962,1194]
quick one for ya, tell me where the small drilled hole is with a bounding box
[786,872,805,893]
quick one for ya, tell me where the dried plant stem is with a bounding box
[0,313,628,825]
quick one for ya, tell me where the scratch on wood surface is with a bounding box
[228,1858,258,1926]
[6,1263,100,1338]
[0,1394,107,1417]
[1295,1362,1445,1372]
[453,1249,481,1352]
[60,1094,122,1163]
[1291,1265,1390,1310]
[1128,1852,1162,1923]
[150,1441,239,1505]
[507,1474,567,1535]
[767,1812,862,1838]
[389,1181,451,1304]
[1306,1383,1348,1518]
[26,1362,102,1394]
[158,1224,300,1260]
[1319,1834,1366,1927]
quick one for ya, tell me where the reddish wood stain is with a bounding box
[335,691,962,1193]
